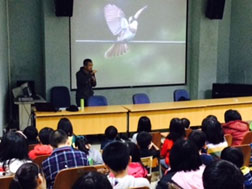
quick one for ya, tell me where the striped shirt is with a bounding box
[42,146,89,189]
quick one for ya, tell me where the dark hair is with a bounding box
[23,126,38,143]
[203,160,244,189]
[127,142,141,163]
[202,117,224,144]
[224,109,242,123]
[10,163,43,189]
[181,118,190,129]
[137,116,151,133]
[169,139,202,172]
[167,118,185,142]
[221,147,244,168]
[137,131,152,149]
[188,130,206,151]
[83,59,92,66]
[38,127,54,145]
[72,171,112,189]
[57,118,73,136]
[75,136,90,155]
[105,126,118,140]
[0,131,29,166]
[102,141,130,172]
[50,130,68,148]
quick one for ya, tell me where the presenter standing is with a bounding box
[76,58,97,106]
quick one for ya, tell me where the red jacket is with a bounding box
[29,144,53,160]
[222,120,249,146]
[160,139,174,165]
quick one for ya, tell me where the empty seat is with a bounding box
[173,89,190,101]
[132,93,150,104]
[87,95,108,106]
[51,86,71,108]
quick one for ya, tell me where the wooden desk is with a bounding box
[35,105,128,135]
[124,97,252,132]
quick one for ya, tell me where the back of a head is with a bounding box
[38,127,54,145]
[105,126,118,140]
[127,141,141,163]
[57,118,73,136]
[137,131,152,149]
[201,117,224,144]
[10,163,43,189]
[23,126,38,141]
[181,118,190,129]
[224,109,242,123]
[75,136,90,155]
[0,131,28,161]
[102,141,130,172]
[203,160,244,189]
[170,139,202,172]
[221,147,244,168]
[188,130,206,151]
[167,118,185,142]
[72,171,112,189]
[50,130,68,148]
[137,116,152,132]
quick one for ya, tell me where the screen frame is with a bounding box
[69,0,188,91]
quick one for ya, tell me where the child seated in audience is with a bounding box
[57,118,75,145]
[29,127,54,160]
[131,116,152,144]
[101,125,119,150]
[181,117,190,129]
[221,147,252,189]
[203,160,244,189]
[10,162,46,189]
[137,131,160,159]
[102,141,150,189]
[157,139,205,189]
[222,109,249,146]
[23,126,39,145]
[73,171,112,189]
[188,130,214,165]
[160,118,185,169]
[202,116,228,158]
[0,131,31,176]
[75,136,103,165]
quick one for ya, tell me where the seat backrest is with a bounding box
[185,128,192,138]
[132,93,150,104]
[224,134,233,146]
[53,166,97,189]
[141,156,153,174]
[151,132,161,149]
[173,89,190,101]
[87,95,108,106]
[0,176,14,189]
[51,86,71,108]
[234,144,251,166]
[33,155,50,168]
[241,131,252,145]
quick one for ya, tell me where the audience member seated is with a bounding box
[202,116,228,157]
[101,126,119,150]
[137,131,160,159]
[157,139,205,189]
[23,126,39,145]
[188,130,214,166]
[160,118,185,169]
[221,147,252,188]
[57,118,75,146]
[10,162,46,189]
[75,136,103,165]
[42,130,88,189]
[181,118,190,129]
[102,141,150,189]
[29,127,54,160]
[203,160,244,189]
[72,171,112,189]
[0,131,31,176]
[131,116,152,144]
[222,109,249,146]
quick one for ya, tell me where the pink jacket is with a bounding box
[222,120,249,146]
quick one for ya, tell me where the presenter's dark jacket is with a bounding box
[76,67,96,106]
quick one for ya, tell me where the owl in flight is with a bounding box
[104,4,147,58]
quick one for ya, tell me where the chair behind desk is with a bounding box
[87,95,108,106]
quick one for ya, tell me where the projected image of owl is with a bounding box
[104,4,147,58]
